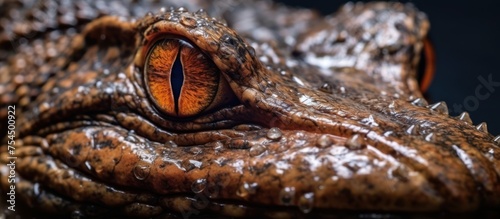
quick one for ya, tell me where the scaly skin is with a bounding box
[1,0,499,218]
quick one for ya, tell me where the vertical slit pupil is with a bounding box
[171,47,184,115]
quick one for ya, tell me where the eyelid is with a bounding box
[137,32,192,68]
[134,18,212,69]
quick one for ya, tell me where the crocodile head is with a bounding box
[1,1,499,218]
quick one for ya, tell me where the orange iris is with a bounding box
[144,38,234,118]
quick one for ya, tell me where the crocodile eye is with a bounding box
[144,38,234,117]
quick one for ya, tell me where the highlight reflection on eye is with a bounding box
[144,38,234,117]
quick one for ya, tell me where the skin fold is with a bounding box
[0,0,499,218]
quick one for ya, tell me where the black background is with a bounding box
[277,0,500,136]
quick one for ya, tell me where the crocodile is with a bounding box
[1,0,499,218]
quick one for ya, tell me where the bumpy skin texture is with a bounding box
[1,0,499,218]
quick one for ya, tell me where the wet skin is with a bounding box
[0,0,499,218]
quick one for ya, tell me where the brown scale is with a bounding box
[0,0,499,218]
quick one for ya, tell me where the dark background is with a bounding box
[278,0,500,136]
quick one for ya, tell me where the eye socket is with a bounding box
[144,38,235,118]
